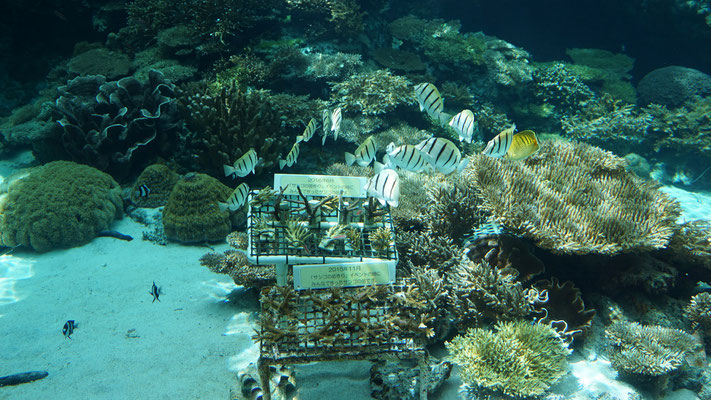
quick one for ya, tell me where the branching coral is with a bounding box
[533,63,595,113]
[446,320,570,398]
[447,256,535,329]
[464,140,681,255]
[304,52,364,80]
[425,183,488,243]
[49,71,182,182]
[605,321,700,376]
[176,81,291,177]
[685,292,711,336]
[330,69,415,115]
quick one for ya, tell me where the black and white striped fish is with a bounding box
[345,135,377,167]
[279,142,300,169]
[135,184,150,198]
[62,320,77,339]
[330,107,342,141]
[449,109,477,143]
[239,372,264,400]
[416,137,468,175]
[482,124,515,158]
[149,281,161,302]
[321,109,331,145]
[296,118,317,143]
[366,168,400,207]
[218,183,249,212]
[462,220,506,248]
[224,149,258,178]
[383,143,431,172]
[414,83,444,120]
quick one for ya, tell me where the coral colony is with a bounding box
[2,1,711,399]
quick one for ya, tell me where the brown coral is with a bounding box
[533,277,596,339]
[464,140,681,255]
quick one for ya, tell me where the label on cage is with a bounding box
[274,174,367,198]
[294,261,392,289]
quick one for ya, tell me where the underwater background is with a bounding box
[1,0,711,399]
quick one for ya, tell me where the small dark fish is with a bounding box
[149,281,161,302]
[62,320,76,339]
[136,184,150,198]
[97,230,133,241]
[0,370,48,387]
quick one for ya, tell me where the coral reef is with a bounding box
[425,183,488,243]
[48,71,182,182]
[0,161,123,252]
[605,321,701,376]
[447,256,537,329]
[533,278,596,339]
[330,69,415,116]
[162,173,236,243]
[370,358,452,400]
[396,231,459,273]
[464,235,545,283]
[565,48,636,103]
[533,63,595,113]
[464,140,681,255]
[66,47,132,79]
[130,164,179,207]
[685,292,711,336]
[176,82,291,177]
[200,250,275,288]
[446,320,570,398]
[637,66,711,108]
[303,52,364,80]
[372,48,425,72]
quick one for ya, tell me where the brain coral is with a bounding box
[0,161,123,252]
[464,140,681,255]
[637,66,711,108]
[162,173,234,243]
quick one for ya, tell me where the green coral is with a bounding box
[130,164,179,208]
[0,161,123,252]
[447,320,570,398]
[423,30,488,69]
[330,69,415,115]
[161,173,235,243]
[685,292,711,336]
[564,49,637,103]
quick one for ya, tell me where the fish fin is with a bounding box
[374,160,385,174]
[218,202,228,213]
[458,158,469,173]
[333,131,339,141]
[438,112,452,127]
[344,152,355,166]
[387,199,398,208]
[279,159,286,169]
[295,135,303,143]
[377,197,387,207]
[223,164,235,177]
[321,135,327,145]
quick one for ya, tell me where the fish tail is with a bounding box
[295,135,303,143]
[344,152,355,166]
[223,164,235,177]
[458,158,469,173]
[218,202,228,213]
[374,160,385,174]
[279,159,286,169]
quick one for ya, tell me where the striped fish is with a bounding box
[223,149,258,178]
[279,142,300,169]
[482,124,515,158]
[135,184,150,198]
[296,118,317,143]
[366,168,400,207]
[449,109,476,143]
[331,107,342,141]
[462,220,506,248]
[218,183,249,212]
[383,143,430,172]
[505,130,539,161]
[414,83,444,121]
[416,137,468,175]
[345,135,377,167]
[321,109,331,145]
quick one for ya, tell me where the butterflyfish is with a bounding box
[482,124,516,158]
[224,149,258,178]
[449,109,476,143]
[279,142,300,169]
[296,118,317,143]
[345,135,377,167]
[505,130,539,161]
[416,137,468,175]
[218,183,249,212]
[366,168,400,208]
[383,143,430,172]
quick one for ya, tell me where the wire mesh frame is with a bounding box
[258,285,426,361]
[246,192,398,265]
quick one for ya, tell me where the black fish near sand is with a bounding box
[62,320,76,339]
[97,230,133,241]
[149,281,161,302]
[0,371,48,387]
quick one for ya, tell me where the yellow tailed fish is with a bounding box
[505,130,539,160]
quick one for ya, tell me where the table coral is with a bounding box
[464,140,681,255]
[162,173,235,243]
[0,161,123,252]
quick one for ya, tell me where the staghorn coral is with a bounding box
[464,235,545,283]
[372,48,425,72]
[605,321,701,376]
[130,164,179,208]
[533,277,596,340]
[176,81,291,177]
[49,71,182,182]
[369,227,394,256]
[425,182,488,243]
[685,292,711,336]
[666,221,711,281]
[330,69,416,116]
[0,161,123,252]
[304,52,364,80]
[391,171,444,232]
[447,256,535,329]
[464,140,681,255]
[396,231,459,273]
[447,320,570,398]
[388,16,455,42]
[162,173,236,243]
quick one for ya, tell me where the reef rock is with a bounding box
[637,66,711,108]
